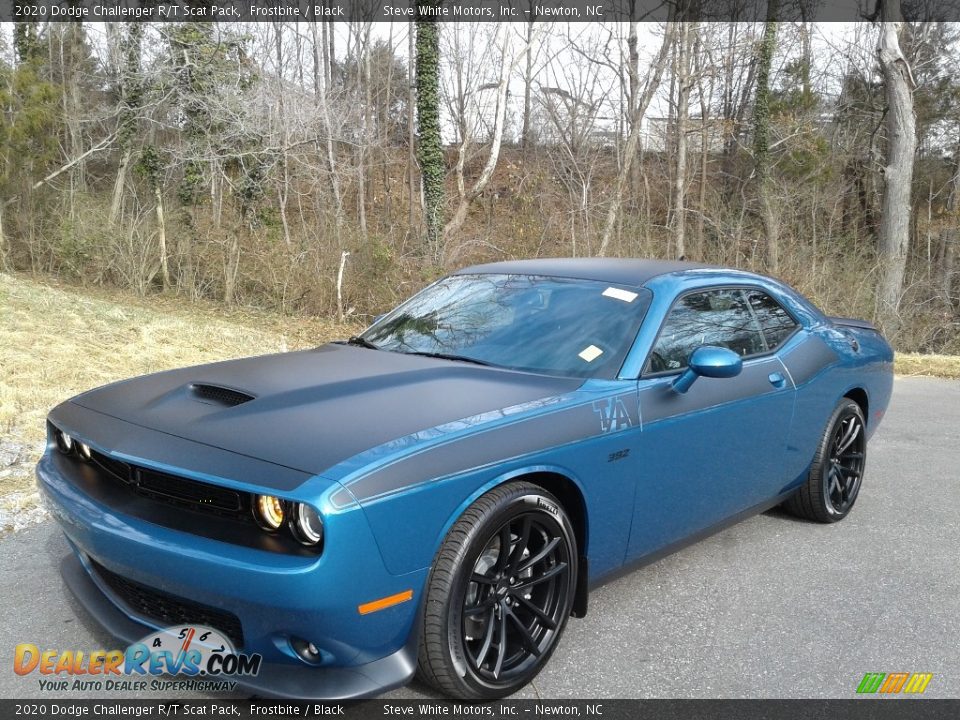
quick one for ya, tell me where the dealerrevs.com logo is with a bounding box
[14,625,262,693]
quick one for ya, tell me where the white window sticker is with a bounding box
[578,345,604,362]
[602,287,638,303]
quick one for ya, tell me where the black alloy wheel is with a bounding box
[824,412,866,514]
[418,482,577,699]
[784,398,867,523]
[462,512,570,683]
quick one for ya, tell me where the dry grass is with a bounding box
[0,273,360,528]
[895,353,960,379]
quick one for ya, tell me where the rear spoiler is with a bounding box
[828,316,877,331]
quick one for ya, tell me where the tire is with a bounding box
[417,482,578,699]
[784,398,867,523]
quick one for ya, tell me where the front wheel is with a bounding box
[784,398,867,523]
[417,482,577,699]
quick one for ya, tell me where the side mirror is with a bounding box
[672,346,743,394]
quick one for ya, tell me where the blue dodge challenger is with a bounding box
[38,259,893,699]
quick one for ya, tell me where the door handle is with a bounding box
[768,372,786,388]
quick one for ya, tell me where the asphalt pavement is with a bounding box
[1,377,957,700]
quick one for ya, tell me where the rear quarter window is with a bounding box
[745,290,798,350]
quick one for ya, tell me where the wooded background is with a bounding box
[1,12,958,352]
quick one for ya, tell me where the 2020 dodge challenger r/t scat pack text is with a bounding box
[38,259,893,699]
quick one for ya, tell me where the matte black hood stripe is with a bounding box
[69,344,582,479]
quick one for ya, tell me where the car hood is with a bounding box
[71,344,581,477]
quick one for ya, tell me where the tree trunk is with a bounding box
[0,203,7,271]
[754,6,779,272]
[521,17,536,152]
[109,149,131,226]
[358,24,372,240]
[328,19,336,85]
[155,185,170,291]
[58,26,86,201]
[876,8,916,337]
[224,232,240,305]
[597,23,675,257]
[696,53,712,259]
[799,15,813,103]
[942,235,957,307]
[627,22,639,130]
[627,21,640,207]
[309,22,344,229]
[407,21,418,237]
[336,250,350,321]
[275,23,292,247]
[671,21,693,260]
[415,12,444,261]
[69,70,85,191]
[357,143,368,238]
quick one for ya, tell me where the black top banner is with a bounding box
[4,0,960,23]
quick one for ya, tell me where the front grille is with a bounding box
[137,467,243,513]
[87,450,248,520]
[191,384,255,407]
[90,449,132,483]
[91,559,245,648]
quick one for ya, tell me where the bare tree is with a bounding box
[537,29,612,255]
[876,1,917,335]
[671,21,695,260]
[754,3,780,272]
[273,22,293,247]
[520,16,542,152]
[107,24,144,227]
[598,22,675,257]
[309,22,345,229]
[442,26,540,249]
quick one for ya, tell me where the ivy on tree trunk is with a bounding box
[414,7,444,262]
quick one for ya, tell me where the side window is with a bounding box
[745,290,798,350]
[646,289,766,374]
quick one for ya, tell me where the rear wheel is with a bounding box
[417,482,577,699]
[785,398,866,522]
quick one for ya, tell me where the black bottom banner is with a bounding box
[3,700,959,720]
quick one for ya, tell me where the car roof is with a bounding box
[454,257,717,287]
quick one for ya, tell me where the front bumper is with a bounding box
[59,550,417,699]
[38,446,426,700]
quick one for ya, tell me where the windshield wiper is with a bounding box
[342,336,381,350]
[405,351,497,367]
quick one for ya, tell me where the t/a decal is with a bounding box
[592,397,633,433]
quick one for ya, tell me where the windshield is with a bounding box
[360,273,652,379]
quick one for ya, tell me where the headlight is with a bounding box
[78,442,92,461]
[56,430,74,454]
[291,503,324,546]
[253,495,285,530]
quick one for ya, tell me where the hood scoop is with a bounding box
[190,383,255,407]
